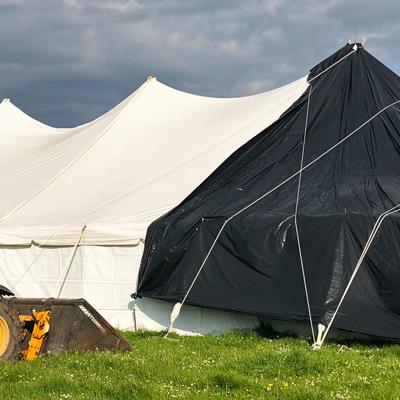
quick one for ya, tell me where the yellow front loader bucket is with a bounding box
[0,292,131,361]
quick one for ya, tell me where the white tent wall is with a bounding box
[0,243,260,332]
[134,298,259,335]
[0,244,141,328]
[0,76,309,334]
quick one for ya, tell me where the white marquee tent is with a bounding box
[0,75,308,333]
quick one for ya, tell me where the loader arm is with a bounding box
[19,310,51,360]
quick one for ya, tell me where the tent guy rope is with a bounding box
[294,85,315,343]
[308,44,357,83]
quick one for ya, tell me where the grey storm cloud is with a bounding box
[0,0,399,126]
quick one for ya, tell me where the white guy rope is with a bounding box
[308,45,358,83]
[164,47,364,335]
[55,225,87,298]
[294,85,315,342]
[314,203,400,349]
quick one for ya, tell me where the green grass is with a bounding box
[1,329,400,399]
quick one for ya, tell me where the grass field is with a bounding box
[1,329,399,399]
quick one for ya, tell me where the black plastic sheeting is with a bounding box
[137,43,400,341]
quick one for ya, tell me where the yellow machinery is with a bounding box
[0,285,131,361]
[19,310,51,360]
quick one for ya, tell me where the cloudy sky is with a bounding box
[0,0,399,126]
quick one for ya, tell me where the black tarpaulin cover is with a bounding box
[137,43,400,341]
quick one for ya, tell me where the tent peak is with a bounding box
[147,75,157,82]
[352,42,363,50]
[1,98,11,104]
[346,40,364,49]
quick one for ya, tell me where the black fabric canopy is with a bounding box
[137,43,400,341]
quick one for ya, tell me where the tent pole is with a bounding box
[56,225,87,298]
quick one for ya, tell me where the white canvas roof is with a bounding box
[0,76,308,246]
[0,75,309,330]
